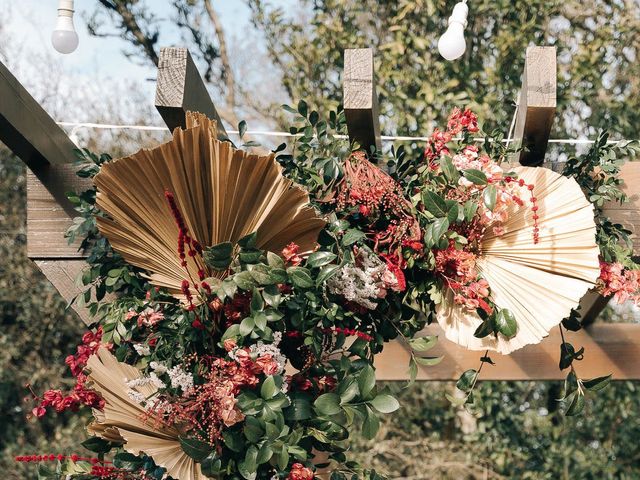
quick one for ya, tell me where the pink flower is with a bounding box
[223,338,237,352]
[283,242,303,266]
[288,463,315,480]
[255,354,280,375]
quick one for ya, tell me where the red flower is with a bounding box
[283,242,303,266]
[288,463,315,480]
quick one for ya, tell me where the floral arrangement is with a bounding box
[19,106,638,480]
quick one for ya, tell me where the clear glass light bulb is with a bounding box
[437,1,468,61]
[51,0,79,54]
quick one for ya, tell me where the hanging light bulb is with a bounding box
[437,0,468,61]
[51,0,79,54]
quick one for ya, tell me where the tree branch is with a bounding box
[203,0,236,109]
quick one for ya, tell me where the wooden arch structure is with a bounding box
[1,45,639,381]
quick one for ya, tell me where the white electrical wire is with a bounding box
[55,121,632,145]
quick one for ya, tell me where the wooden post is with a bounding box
[155,47,228,138]
[343,48,381,154]
[510,46,556,166]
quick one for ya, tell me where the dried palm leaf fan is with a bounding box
[94,112,325,298]
[86,348,205,480]
[436,166,601,354]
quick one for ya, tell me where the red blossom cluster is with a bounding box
[283,242,303,266]
[222,291,252,327]
[32,328,108,418]
[331,151,421,274]
[434,244,492,314]
[287,462,315,480]
[16,455,151,479]
[323,326,374,342]
[598,261,640,305]
[288,373,337,393]
[147,351,279,446]
[425,107,479,165]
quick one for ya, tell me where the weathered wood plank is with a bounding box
[343,48,381,154]
[375,323,640,380]
[35,259,93,325]
[603,161,640,252]
[26,166,91,259]
[511,46,556,166]
[155,47,228,137]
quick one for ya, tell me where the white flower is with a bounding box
[327,247,395,309]
[149,361,167,374]
[167,364,194,395]
[133,343,151,356]
[126,389,146,404]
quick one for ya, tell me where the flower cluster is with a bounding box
[31,328,107,418]
[597,261,640,305]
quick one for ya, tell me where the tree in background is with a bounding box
[1,1,639,478]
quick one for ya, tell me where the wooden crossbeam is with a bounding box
[0,58,94,323]
[155,47,228,138]
[343,48,381,154]
[375,324,640,380]
[510,46,557,166]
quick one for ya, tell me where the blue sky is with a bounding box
[0,1,294,129]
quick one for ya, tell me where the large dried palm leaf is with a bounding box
[94,112,325,297]
[86,348,205,480]
[436,166,600,354]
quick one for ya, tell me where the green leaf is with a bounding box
[463,200,478,222]
[256,443,274,465]
[582,374,612,392]
[370,394,400,413]
[285,395,313,421]
[267,251,285,269]
[462,169,488,185]
[262,284,282,307]
[565,390,585,416]
[222,430,245,452]
[234,271,256,290]
[431,217,450,241]
[81,437,112,454]
[238,232,257,249]
[409,335,438,352]
[287,266,314,288]
[314,392,342,415]
[342,228,366,246]
[362,406,380,439]
[307,251,337,268]
[422,191,448,217]
[250,288,264,312]
[415,356,443,366]
[249,264,272,285]
[201,453,223,477]
[456,369,477,393]
[316,264,341,285]
[261,376,279,399]
[240,316,255,336]
[483,185,497,211]
[238,120,248,138]
[179,436,213,462]
[440,156,460,182]
[496,309,518,338]
[239,445,258,479]
[358,365,376,398]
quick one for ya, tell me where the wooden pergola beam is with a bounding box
[343,48,381,154]
[375,323,640,380]
[511,46,557,166]
[155,47,228,138]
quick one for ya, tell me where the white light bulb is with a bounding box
[437,1,468,61]
[51,0,79,54]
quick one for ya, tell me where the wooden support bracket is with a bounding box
[155,47,228,138]
[343,48,381,154]
[510,46,557,166]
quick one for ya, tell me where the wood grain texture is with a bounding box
[35,259,93,325]
[0,59,77,169]
[511,46,557,167]
[375,323,640,380]
[343,48,382,154]
[26,166,91,259]
[155,47,228,138]
[603,161,640,252]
